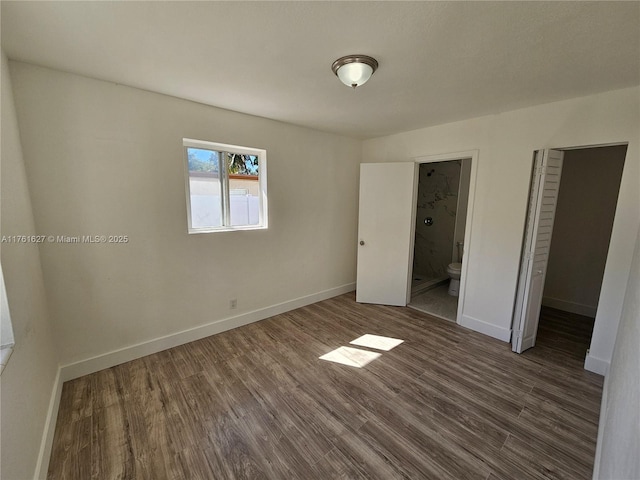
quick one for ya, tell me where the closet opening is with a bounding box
[512,144,627,367]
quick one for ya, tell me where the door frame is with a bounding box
[410,150,480,325]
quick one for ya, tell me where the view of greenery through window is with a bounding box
[188,148,259,175]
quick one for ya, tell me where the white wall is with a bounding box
[543,146,626,317]
[593,225,640,480]
[9,61,361,368]
[1,52,60,480]
[363,87,640,372]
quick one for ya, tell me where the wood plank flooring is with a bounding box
[48,295,603,480]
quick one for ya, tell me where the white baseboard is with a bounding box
[34,366,63,480]
[584,349,610,376]
[542,296,597,318]
[60,283,356,382]
[459,314,512,342]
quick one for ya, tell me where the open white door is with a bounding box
[356,162,417,306]
[512,149,564,353]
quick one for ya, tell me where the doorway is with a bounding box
[512,144,627,359]
[408,158,472,322]
[355,150,478,314]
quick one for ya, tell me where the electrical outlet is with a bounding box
[230,299,237,309]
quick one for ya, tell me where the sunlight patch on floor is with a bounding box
[349,334,404,351]
[319,346,381,368]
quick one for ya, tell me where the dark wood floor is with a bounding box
[48,295,603,480]
[535,306,596,366]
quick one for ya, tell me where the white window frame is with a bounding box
[183,138,268,234]
[0,263,15,375]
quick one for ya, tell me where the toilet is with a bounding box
[446,262,462,297]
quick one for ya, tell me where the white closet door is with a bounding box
[512,149,564,353]
[356,162,417,306]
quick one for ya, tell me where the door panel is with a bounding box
[356,162,417,306]
[512,149,564,353]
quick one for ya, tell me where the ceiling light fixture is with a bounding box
[331,55,379,89]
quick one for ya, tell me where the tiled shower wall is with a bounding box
[413,161,461,279]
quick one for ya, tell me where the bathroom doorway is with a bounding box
[409,157,472,321]
[512,144,627,364]
[355,151,478,311]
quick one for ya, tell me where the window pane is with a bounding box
[187,148,222,228]
[227,154,260,226]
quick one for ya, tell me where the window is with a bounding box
[0,263,14,374]
[183,139,267,233]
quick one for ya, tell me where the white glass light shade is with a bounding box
[331,55,378,89]
[337,62,374,88]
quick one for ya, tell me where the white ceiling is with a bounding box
[2,1,639,139]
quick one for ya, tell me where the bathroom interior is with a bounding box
[409,159,472,321]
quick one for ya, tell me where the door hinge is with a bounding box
[536,165,547,177]
[515,330,522,339]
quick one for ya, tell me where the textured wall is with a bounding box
[593,225,640,479]
[1,52,59,480]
